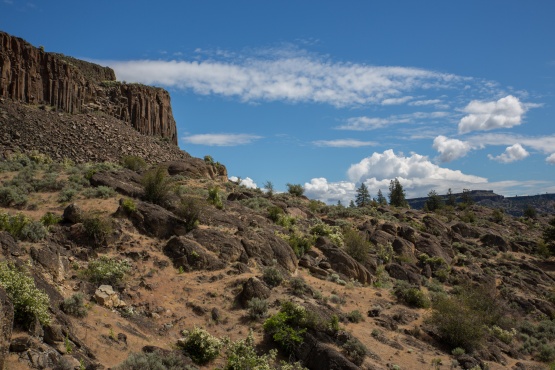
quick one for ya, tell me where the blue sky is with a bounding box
[2,1,554,204]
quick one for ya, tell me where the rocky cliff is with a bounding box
[0,31,177,144]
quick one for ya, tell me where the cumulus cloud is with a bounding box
[303,178,356,204]
[409,99,442,106]
[337,111,449,131]
[99,52,464,108]
[487,143,529,163]
[181,133,262,146]
[458,95,527,133]
[468,133,555,154]
[433,135,473,162]
[547,153,555,165]
[312,139,377,148]
[229,176,258,188]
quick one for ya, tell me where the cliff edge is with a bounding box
[0,31,177,144]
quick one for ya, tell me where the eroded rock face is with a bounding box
[0,31,177,144]
[315,237,373,285]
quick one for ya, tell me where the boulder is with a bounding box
[414,234,453,263]
[89,169,144,198]
[191,228,246,263]
[94,285,126,308]
[239,229,298,272]
[480,232,509,252]
[121,200,190,239]
[368,230,395,247]
[0,231,22,257]
[315,237,372,285]
[451,222,481,239]
[294,332,359,370]
[163,236,225,271]
[63,203,84,224]
[237,277,271,308]
[163,159,228,182]
[386,263,422,285]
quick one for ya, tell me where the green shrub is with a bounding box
[114,351,196,370]
[58,187,79,203]
[537,344,555,362]
[121,156,147,171]
[290,277,308,296]
[343,229,371,263]
[142,166,173,205]
[263,302,308,354]
[83,186,116,199]
[121,198,137,213]
[40,212,62,227]
[179,327,222,365]
[394,282,431,308]
[223,330,275,370]
[247,298,268,320]
[286,183,304,197]
[207,186,224,209]
[175,197,201,232]
[0,186,28,207]
[60,293,87,317]
[268,206,284,222]
[311,221,344,247]
[287,233,312,257]
[82,213,113,247]
[0,212,47,241]
[263,267,284,288]
[341,337,368,366]
[345,310,364,323]
[0,262,50,325]
[83,256,131,285]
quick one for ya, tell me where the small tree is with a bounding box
[376,189,387,205]
[142,166,173,205]
[349,200,356,208]
[355,183,371,207]
[286,183,304,197]
[388,178,407,207]
[425,190,444,212]
[446,188,456,206]
[523,204,537,219]
[263,181,274,197]
[460,189,474,206]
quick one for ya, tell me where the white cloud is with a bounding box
[229,176,258,188]
[409,99,442,106]
[337,111,449,131]
[546,153,555,165]
[303,178,356,204]
[100,52,465,108]
[181,133,262,146]
[458,95,527,133]
[433,135,472,162]
[381,96,413,105]
[468,133,555,154]
[488,143,529,163]
[312,139,378,148]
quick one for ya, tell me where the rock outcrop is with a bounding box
[0,31,177,144]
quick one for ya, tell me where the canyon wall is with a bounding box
[0,31,177,144]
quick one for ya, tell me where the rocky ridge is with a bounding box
[0,31,177,144]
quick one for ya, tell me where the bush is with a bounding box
[207,186,224,209]
[286,183,304,197]
[310,221,344,247]
[268,206,284,222]
[121,198,137,213]
[247,298,268,320]
[394,282,431,308]
[263,267,284,288]
[40,212,62,227]
[142,166,173,205]
[0,212,47,241]
[343,229,371,263]
[60,293,87,317]
[121,156,147,171]
[287,233,312,257]
[341,337,368,366]
[58,187,79,203]
[82,213,113,247]
[175,197,201,232]
[0,186,28,207]
[83,186,116,199]
[0,262,50,325]
[179,327,222,365]
[115,350,196,370]
[345,310,364,323]
[263,302,307,354]
[290,277,308,296]
[83,256,131,285]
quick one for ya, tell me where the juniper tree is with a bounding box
[355,183,371,207]
[376,189,387,205]
[425,189,444,211]
[388,178,407,207]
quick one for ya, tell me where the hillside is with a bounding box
[0,31,554,370]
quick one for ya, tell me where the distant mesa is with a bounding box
[0,31,177,144]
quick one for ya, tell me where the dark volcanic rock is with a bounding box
[163,159,228,182]
[163,236,225,271]
[237,277,271,308]
[315,237,372,285]
[90,169,144,198]
[239,229,298,272]
[294,332,359,370]
[121,200,190,239]
[0,31,177,144]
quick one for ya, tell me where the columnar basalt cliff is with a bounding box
[0,31,177,144]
